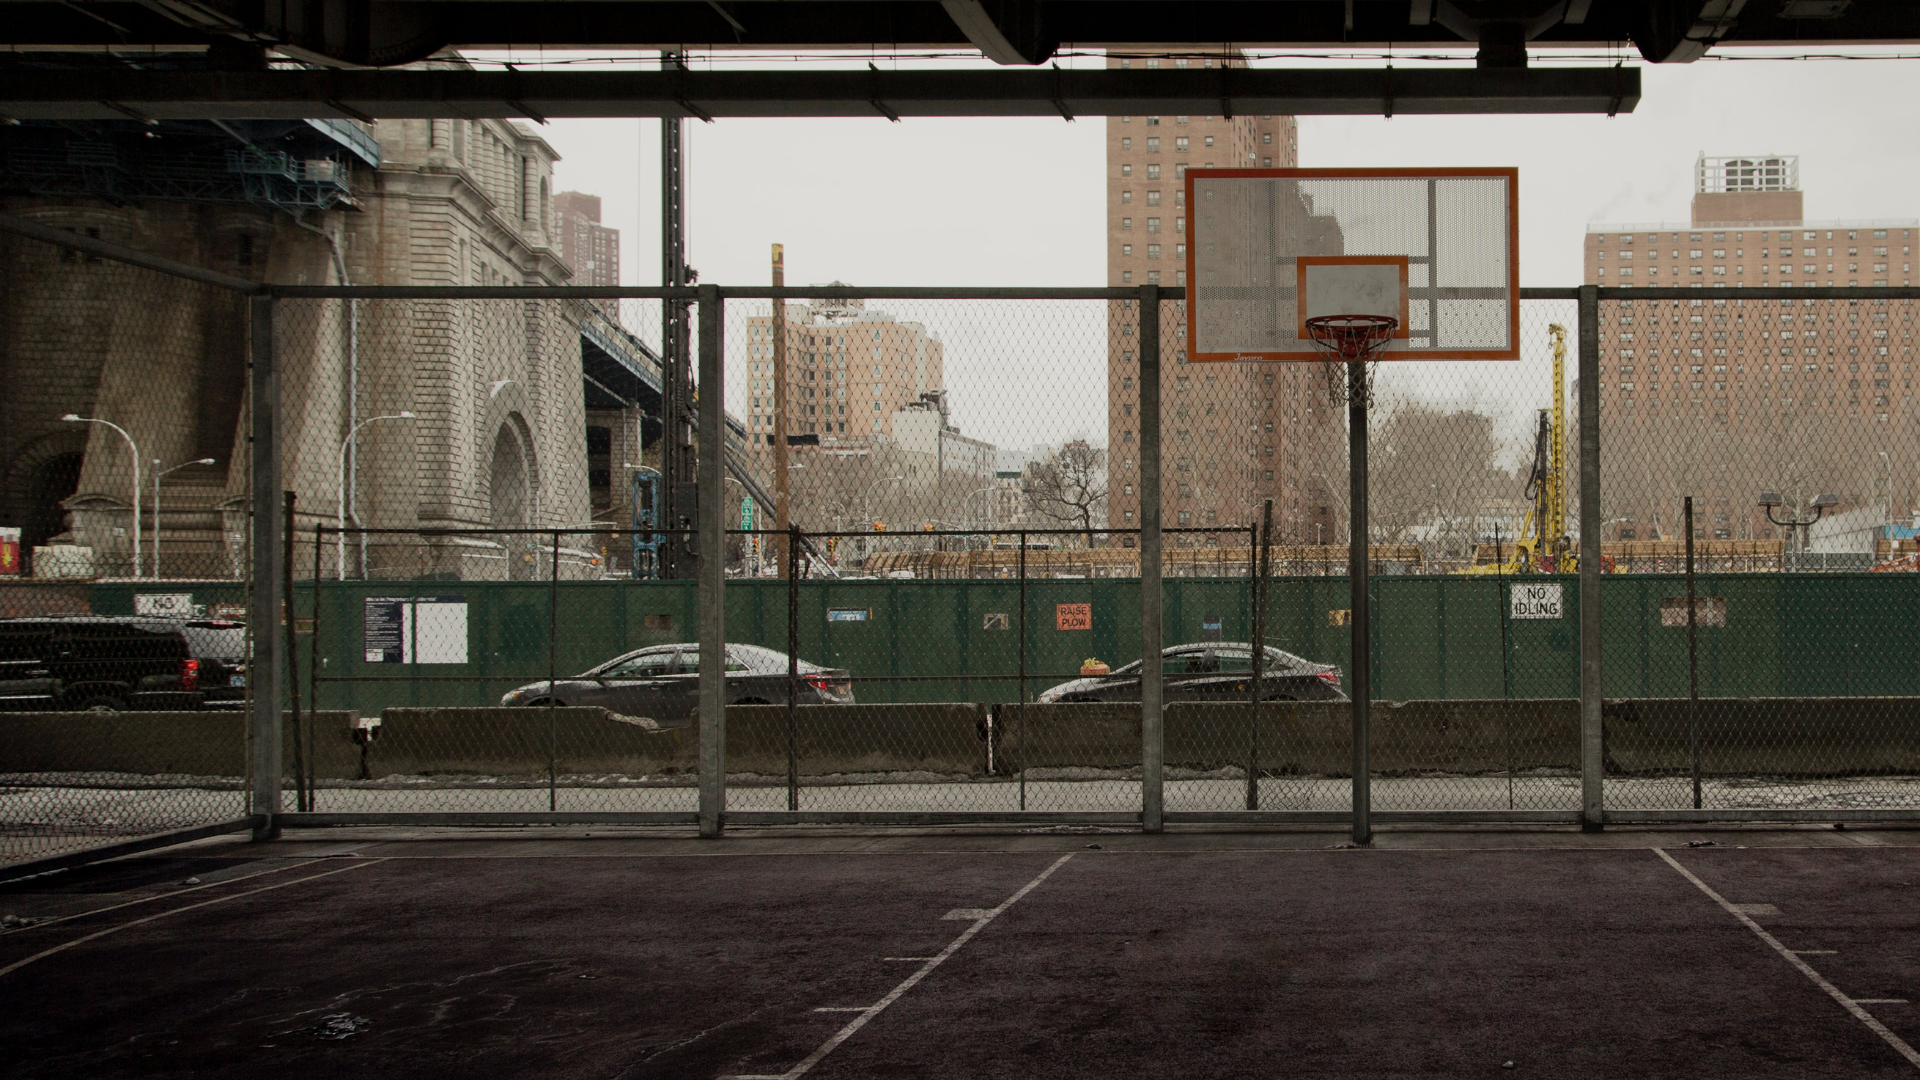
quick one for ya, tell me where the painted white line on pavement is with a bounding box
[811,1007,869,1012]
[1656,848,1920,1070]
[0,858,387,979]
[1859,1000,1912,1005]
[723,853,1075,1080]
[1794,950,1840,955]
[882,956,936,961]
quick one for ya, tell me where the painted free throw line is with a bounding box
[1655,848,1920,1069]
[724,853,1076,1080]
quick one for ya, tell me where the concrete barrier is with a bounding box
[369,708,695,778]
[723,704,988,776]
[10,699,1916,784]
[0,711,355,778]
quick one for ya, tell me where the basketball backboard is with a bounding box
[1184,168,1519,362]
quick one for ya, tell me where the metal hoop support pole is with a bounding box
[1348,359,1372,846]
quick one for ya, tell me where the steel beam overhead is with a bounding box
[0,66,1641,120]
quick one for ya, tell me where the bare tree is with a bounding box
[1025,440,1108,547]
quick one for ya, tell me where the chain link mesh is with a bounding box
[11,221,1920,856]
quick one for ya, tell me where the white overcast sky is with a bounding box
[510,49,1920,452]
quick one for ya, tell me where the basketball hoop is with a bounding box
[1305,314,1398,406]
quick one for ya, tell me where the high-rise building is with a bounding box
[1585,154,1920,542]
[1104,51,1340,547]
[553,190,620,288]
[742,294,945,446]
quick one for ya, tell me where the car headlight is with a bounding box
[501,690,524,705]
[1036,688,1061,703]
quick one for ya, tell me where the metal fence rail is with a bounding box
[8,211,1920,873]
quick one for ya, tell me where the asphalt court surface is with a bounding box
[2,828,1918,1078]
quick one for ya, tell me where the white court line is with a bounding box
[0,858,387,979]
[1861,1000,1913,1005]
[723,853,1075,1080]
[882,956,935,962]
[1655,848,1920,1070]
[0,860,314,938]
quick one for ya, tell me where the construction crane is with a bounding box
[1463,323,1576,576]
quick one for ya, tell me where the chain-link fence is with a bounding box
[10,212,1920,867]
[0,221,260,868]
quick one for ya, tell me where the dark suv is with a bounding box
[0,616,221,712]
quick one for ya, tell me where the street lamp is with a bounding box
[860,475,905,527]
[337,412,415,579]
[62,414,140,578]
[1758,490,1839,555]
[152,457,215,580]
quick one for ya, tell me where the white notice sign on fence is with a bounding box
[1509,583,1563,620]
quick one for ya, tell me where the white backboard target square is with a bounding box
[1184,168,1519,362]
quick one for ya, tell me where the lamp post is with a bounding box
[152,457,215,580]
[1759,490,1839,559]
[62,414,139,578]
[337,412,415,579]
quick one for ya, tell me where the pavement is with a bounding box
[4,824,1919,1078]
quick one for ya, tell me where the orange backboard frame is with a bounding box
[1183,167,1520,363]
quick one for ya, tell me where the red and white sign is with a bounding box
[1055,603,1091,631]
[0,528,19,576]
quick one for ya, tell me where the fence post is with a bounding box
[1139,284,1164,833]
[248,294,283,840]
[696,284,727,838]
[1577,284,1605,830]
[283,491,304,814]
[787,523,800,812]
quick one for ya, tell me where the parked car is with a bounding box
[500,643,854,726]
[1035,642,1347,704]
[178,619,249,707]
[0,616,216,711]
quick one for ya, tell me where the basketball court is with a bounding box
[3,826,1918,1078]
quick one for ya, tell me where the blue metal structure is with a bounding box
[631,467,664,580]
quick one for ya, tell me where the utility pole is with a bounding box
[659,49,698,578]
[772,243,792,576]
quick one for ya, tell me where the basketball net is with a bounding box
[1305,314,1397,408]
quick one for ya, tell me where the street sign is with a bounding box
[1509,583,1563,620]
[741,495,755,530]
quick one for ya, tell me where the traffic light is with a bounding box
[826,536,839,558]
[923,523,934,532]
[873,521,887,532]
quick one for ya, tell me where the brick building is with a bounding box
[1585,154,1920,543]
[1103,51,1339,547]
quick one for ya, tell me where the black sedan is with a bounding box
[1035,643,1347,704]
[500,643,853,726]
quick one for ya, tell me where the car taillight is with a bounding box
[802,674,833,692]
[180,658,200,691]
[1316,670,1341,686]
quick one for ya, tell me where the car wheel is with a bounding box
[73,694,129,713]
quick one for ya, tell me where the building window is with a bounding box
[1147,271,1161,284]
[1121,190,1132,204]
[1122,217,1132,230]
[1147,218,1160,233]
[1122,164,1132,177]
[1122,271,1132,283]
[1147,190,1161,206]
[1175,137,1189,152]
[1204,135,1214,147]
[1147,245,1161,259]
[1146,137,1160,152]
[1263,132,1273,144]
[1176,270,1187,285]
[1147,165,1161,180]
[1122,137,1132,150]
[1123,244,1132,256]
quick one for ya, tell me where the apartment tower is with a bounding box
[1105,51,1339,547]
[1586,154,1919,541]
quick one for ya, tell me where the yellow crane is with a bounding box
[1462,323,1576,575]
